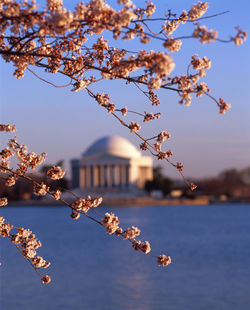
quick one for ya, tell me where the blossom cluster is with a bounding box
[231,26,247,46]
[192,23,218,44]
[0,197,8,207]
[0,0,245,117]
[165,54,213,107]
[143,112,161,123]
[0,215,51,284]
[101,212,120,234]
[157,254,171,266]
[163,37,182,53]
[218,98,231,115]
[71,196,103,214]
[0,0,175,85]
[123,226,141,240]
[162,1,208,37]
[0,1,246,188]
[47,166,66,180]
[132,240,151,254]
[0,124,16,132]
[33,182,49,196]
[0,124,173,285]
[0,0,247,285]
[96,93,116,113]
[99,212,171,266]
[0,137,48,193]
[128,121,141,133]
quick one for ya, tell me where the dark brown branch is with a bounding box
[131,10,230,23]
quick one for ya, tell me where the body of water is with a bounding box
[0,204,250,310]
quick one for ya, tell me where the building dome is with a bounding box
[83,136,141,158]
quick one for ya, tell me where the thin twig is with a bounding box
[27,68,72,88]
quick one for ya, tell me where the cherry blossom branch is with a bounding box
[131,10,230,23]
[0,125,172,283]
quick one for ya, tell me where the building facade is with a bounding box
[71,136,153,192]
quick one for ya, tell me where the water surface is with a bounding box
[0,204,250,310]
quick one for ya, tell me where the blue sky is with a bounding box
[0,0,249,180]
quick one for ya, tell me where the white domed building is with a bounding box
[71,136,153,193]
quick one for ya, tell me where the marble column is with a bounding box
[90,166,94,188]
[115,165,121,187]
[108,165,113,187]
[80,167,86,189]
[97,165,101,187]
[93,165,99,188]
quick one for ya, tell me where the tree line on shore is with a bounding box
[1,163,249,201]
[145,166,250,199]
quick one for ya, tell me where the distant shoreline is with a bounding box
[6,196,250,207]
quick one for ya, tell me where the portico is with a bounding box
[71,136,153,191]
